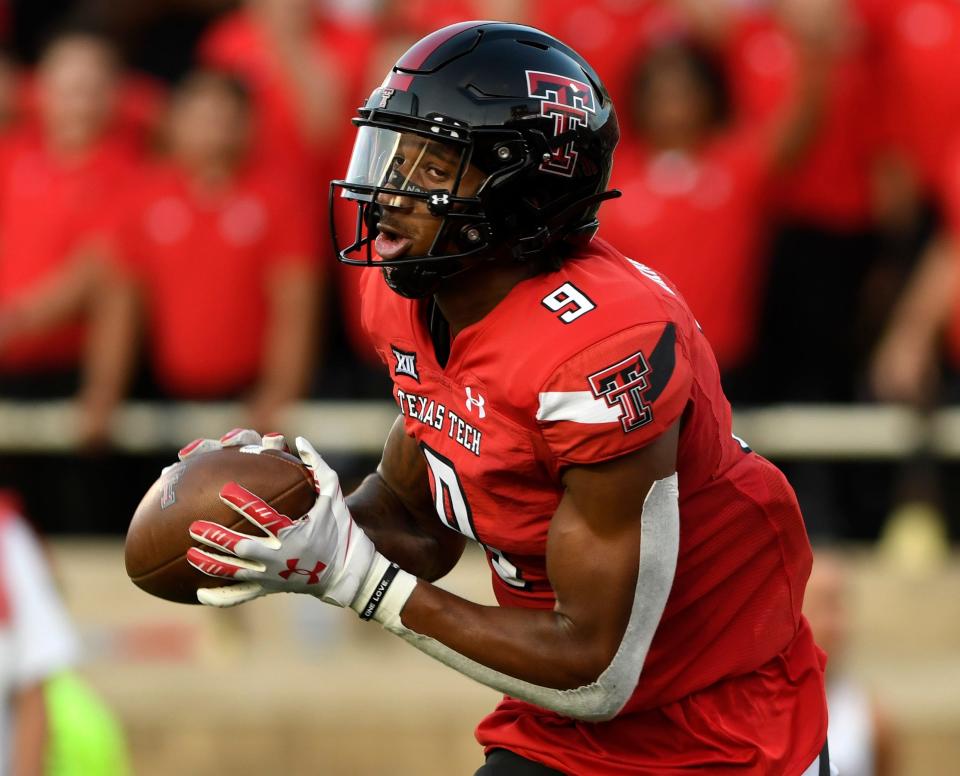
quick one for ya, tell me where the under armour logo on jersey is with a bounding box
[392,346,420,382]
[465,387,486,419]
[278,558,327,585]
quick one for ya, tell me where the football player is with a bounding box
[181,22,831,775]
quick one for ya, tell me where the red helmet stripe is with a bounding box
[385,20,493,90]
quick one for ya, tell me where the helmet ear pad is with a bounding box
[475,151,604,259]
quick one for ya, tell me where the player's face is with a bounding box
[373,134,486,261]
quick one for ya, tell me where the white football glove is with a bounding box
[177,427,288,461]
[186,436,379,609]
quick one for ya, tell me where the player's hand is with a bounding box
[177,427,289,461]
[186,436,378,608]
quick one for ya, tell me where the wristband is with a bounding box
[358,562,401,620]
[350,553,417,626]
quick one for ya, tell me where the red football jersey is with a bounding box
[361,238,826,773]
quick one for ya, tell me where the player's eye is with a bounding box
[425,165,452,184]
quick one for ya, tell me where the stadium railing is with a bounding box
[0,400,958,458]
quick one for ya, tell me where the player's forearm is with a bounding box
[353,472,680,722]
[347,472,464,581]
[11,683,46,776]
[400,580,614,690]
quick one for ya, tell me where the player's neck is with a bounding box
[434,260,536,338]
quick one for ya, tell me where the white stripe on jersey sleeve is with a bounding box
[536,391,623,424]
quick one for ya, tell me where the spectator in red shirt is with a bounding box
[862,1,960,544]
[860,0,960,398]
[526,0,732,128]
[198,0,375,189]
[862,0,960,200]
[114,69,321,431]
[871,139,960,412]
[725,0,881,231]
[601,12,832,388]
[707,0,885,406]
[0,26,142,533]
[0,47,22,132]
[200,0,383,390]
[0,27,139,434]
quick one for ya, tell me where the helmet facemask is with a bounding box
[331,121,506,298]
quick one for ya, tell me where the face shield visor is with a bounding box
[330,125,491,268]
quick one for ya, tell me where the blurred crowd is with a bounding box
[0,0,959,541]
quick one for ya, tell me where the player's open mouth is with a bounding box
[375,223,414,260]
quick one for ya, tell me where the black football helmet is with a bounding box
[330,21,620,298]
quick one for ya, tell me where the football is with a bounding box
[125,446,316,604]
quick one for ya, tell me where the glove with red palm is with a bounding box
[184,434,406,618]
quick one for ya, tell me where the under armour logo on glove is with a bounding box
[279,558,327,584]
[186,437,378,609]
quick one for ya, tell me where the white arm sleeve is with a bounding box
[4,518,79,687]
[351,474,680,722]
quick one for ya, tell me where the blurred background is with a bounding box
[0,0,959,773]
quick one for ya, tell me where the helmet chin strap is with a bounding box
[382,264,444,299]
[382,256,469,299]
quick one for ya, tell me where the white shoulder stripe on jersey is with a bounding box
[536,390,622,423]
